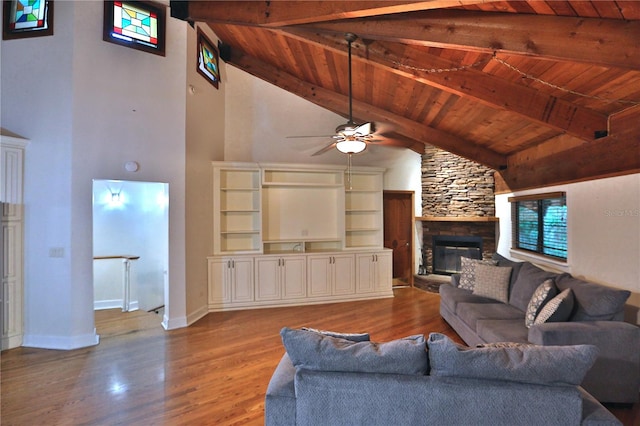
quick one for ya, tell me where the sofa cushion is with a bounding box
[280,327,429,375]
[509,262,561,312]
[534,288,574,324]
[459,257,498,291]
[476,319,530,344]
[457,303,525,331]
[427,332,599,386]
[439,284,497,314]
[525,279,558,328]
[555,274,630,321]
[301,327,370,342]
[473,264,513,303]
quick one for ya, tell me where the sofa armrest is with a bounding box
[451,273,461,287]
[529,321,640,403]
[528,321,639,360]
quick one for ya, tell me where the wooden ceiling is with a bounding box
[172,1,640,192]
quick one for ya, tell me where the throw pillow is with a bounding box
[458,257,498,291]
[508,262,560,312]
[427,332,598,386]
[472,264,512,303]
[525,279,558,328]
[301,327,370,342]
[555,274,630,321]
[534,288,575,324]
[280,327,429,375]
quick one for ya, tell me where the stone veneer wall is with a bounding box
[421,145,497,273]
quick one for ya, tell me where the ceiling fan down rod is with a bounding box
[345,32,357,126]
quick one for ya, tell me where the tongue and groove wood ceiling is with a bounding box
[173,1,640,192]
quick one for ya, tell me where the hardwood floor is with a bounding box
[1,288,638,425]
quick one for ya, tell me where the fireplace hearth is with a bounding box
[432,235,483,275]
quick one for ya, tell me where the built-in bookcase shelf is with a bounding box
[213,162,385,254]
[214,164,262,254]
[344,169,383,249]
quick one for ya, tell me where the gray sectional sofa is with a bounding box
[265,328,621,425]
[440,253,640,404]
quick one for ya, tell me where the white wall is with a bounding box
[496,173,640,324]
[184,23,225,324]
[1,1,190,348]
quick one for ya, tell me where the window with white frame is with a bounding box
[509,192,567,261]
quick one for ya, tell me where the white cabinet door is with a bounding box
[307,255,332,297]
[255,257,281,301]
[256,255,306,301]
[356,253,376,293]
[231,258,254,303]
[356,251,393,294]
[307,254,354,296]
[208,258,232,305]
[281,256,306,299]
[208,256,254,305]
[373,251,392,292]
[333,254,355,295]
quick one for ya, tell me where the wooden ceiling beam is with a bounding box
[226,49,507,169]
[295,10,640,70]
[280,29,609,141]
[496,105,640,192]
[173,1,488,27]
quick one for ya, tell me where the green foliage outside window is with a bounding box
[513,194,567,260]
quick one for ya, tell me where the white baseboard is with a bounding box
[94,299,139,311]
[187,305,209,326]
[162,315,187,330]
[22,329,100,350]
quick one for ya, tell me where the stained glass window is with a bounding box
[197,29,220,88]
[2,0,53,40]
[112,2,157,46]
[103,1,165,56]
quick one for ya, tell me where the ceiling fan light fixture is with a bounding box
[336,139,367,154]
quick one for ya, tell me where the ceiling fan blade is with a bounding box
[312,142,337,156]
[286,135,335,139]
[369,133,419,149]
[355,122,372,135]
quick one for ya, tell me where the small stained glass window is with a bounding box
[3,0,54,40]
[103,1,165,56]
[197,29,220,88]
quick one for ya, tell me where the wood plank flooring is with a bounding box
[1,287,638,425]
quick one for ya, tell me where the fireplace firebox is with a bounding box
[432,235,483,275]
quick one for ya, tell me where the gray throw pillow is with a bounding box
[555,274,630,321]
[525,279,558,328]
[509,262,560,312]
[534,288,574,324]
[458,257,498,291]
[472,264,512,303]
[427,332,598,386]
[281,327,429,375]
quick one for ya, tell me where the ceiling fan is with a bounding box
[288,32,380,157]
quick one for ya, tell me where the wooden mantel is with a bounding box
[416,216,499,222]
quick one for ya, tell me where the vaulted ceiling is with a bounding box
[172,1,640,192]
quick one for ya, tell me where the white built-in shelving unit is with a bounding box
[208,162,392,311]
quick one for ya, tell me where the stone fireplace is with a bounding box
[420,145,497,274]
